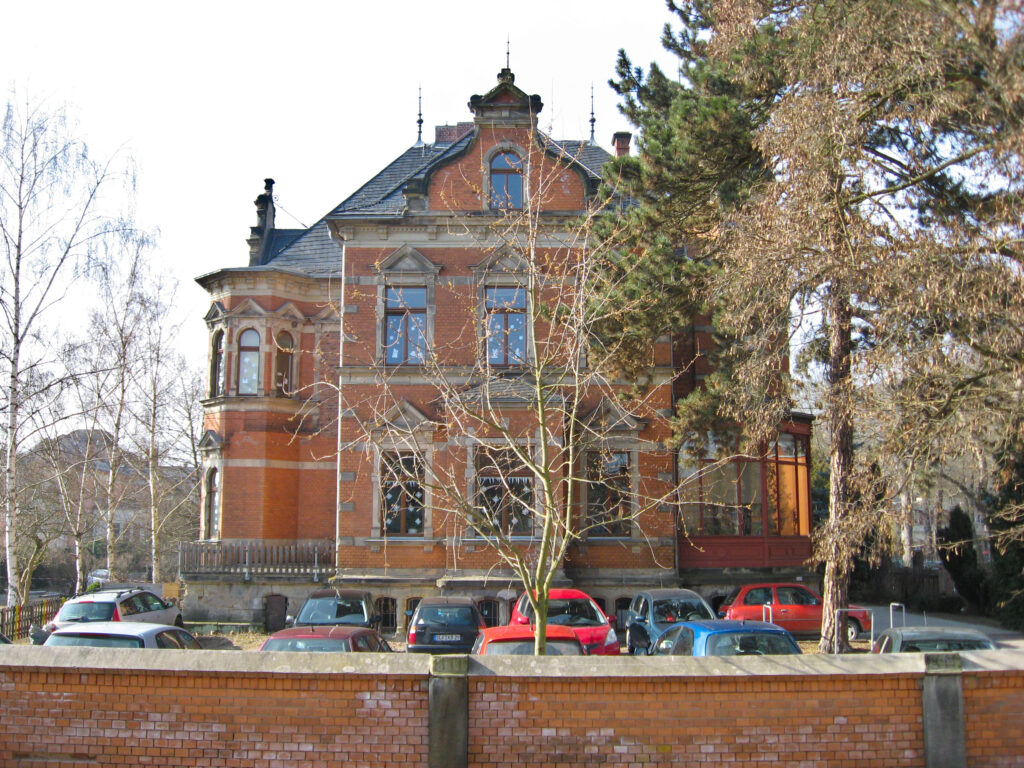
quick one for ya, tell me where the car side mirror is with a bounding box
[514,615,529,625]
[285,615,294,628]
[404,609,413,617]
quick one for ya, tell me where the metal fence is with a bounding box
[178,540,334,580]
[0,596,64,641]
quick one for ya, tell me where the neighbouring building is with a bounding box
[184,69,813,631]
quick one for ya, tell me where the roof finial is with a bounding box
[589,83,596,144]
[506,36,510,69]
[415,86,424,147]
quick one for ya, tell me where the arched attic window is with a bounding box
[489,152,523,210]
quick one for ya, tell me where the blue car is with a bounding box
[625,589,716,655]
[646,620,802,657]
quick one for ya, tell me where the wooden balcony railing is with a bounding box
[179,539,335,580]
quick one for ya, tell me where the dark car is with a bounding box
[718,582,872,643]
[406,596,484,654]
[290,588,379,628]
[647,620,802,657]
[625,588,716,655]
[872,626,997,653]
[259,625,392,653]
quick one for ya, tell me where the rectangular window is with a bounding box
[380,453,424,536]
[384,287,427,365]
[474,448,533,536]
[766,434,810,536]
[680,456,764,536]
[585,451,632,537]
[485,287,526,365]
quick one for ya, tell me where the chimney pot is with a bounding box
[612,132,632,157]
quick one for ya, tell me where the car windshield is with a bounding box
[57,602,116,622]
[46,634,143,648]
[261,638,350,652]
[416,605,477,626]
[652,598,713,625]
[296,597,367,625]
[522,598,604,627]
[484,639,583,656]
[706,632,800,656]
[901,637,994,652]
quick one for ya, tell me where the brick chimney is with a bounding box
[247,178,275,266]
[612,132,632,158]
[435,122,474,145]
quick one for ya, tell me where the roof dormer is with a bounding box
[468,68,543,129]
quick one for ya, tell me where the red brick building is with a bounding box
[184,69,812,629]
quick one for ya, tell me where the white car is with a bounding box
[42,587,182,637]
[43,621,201,649]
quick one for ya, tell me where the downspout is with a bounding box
[335,239,347,567]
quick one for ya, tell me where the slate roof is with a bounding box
[252,130,613,275]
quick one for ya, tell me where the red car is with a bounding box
[472,623,587,656]
[718,582,872,643]
[258,625,392,652]
[510,588,619,655]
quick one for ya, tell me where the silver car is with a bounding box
[43,621,201,649]
[42,587,182,638]
[872,626,996,653]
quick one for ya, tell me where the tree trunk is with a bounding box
[819,287,854,654]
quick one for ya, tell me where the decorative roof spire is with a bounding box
[415,87,424,147]
[589,83,596,144]
[506,36,510,69]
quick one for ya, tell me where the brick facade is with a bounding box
[187,67,814,626]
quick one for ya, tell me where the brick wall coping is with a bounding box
[3,646,1022,677]
[0,645,431,675]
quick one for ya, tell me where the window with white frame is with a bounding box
[380,452,425,536]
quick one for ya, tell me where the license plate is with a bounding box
[435,634,461,642]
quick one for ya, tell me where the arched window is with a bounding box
[274,331,295,396]
[209,330,225,397]
[237,329,260,395]
[204,468,220,539]
[489,152,523,210]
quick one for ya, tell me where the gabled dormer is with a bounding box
[469,68,543,129]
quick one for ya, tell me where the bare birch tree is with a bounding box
[1,92,134,605]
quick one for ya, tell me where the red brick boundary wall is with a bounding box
[1,647,1022,767]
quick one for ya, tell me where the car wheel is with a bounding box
[846,619,861,643]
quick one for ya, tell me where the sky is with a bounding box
[2,0,679,367]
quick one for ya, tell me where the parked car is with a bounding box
[41,587,182,640]
[717,582,872,643]
[290,588,379,628]
[625,588,716,655]
[406,596,485,654]
[646,619,802,657]
[872,626,997,653]
[259,625,392,653]
[472,623,586,656]
[510,588,620,656]
[43,621,201,649]
[86,569,111,588]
